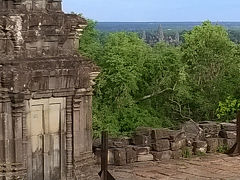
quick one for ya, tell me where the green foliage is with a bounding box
[92,32,164,136]
[79,19,102,60]
[181,21,239,122]
[79,20,240,137]
[195,151,206,156]
[216,97,240,120]
[182,148,192,158]
[217,145,229,153]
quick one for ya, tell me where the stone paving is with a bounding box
[92,153,240,180]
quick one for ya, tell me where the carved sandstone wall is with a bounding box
[0,1,99,180]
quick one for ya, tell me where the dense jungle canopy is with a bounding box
[79,21,240,137]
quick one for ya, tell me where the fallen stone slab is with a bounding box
[151,128,174,140]
[171,150,182,159]
[152,139,170,151]
[181,120,204,140]
[219,130,236,139]
[114,148,127,166]
[199,121,221,138]
[230,119,237,124]
[220,122,236,131]
[132,134,151,146]
[135,127,152,136]
[170,130,186,141]
[170,139,186,151]
[151,150,172,161]
[224,139,235,149]
[133,146,150,155]
[151,128,185,141]
[137,154,154,162]
[125,146,137,164]
[206,138,218,153]
[193,141,207,154]
[93,148,115,165]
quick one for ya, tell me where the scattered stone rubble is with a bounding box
[93,120,237,166]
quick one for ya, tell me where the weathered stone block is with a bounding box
[219,130,236,139]
[199,121,221,138]
[186,138,194,147]
[133,146,150,155]
[151,151,172,161]
[132,134,151,146]
[170,130,186,141]
[135,127,152,136]
[108,137,131,148]
[151,128,173,140]
[137,154,154,162]
[220,123,236,131]
[114,148,127,166]
[193,140,207,148]
[125,145,137,164]
[172,150,182,159]
[181,120,204,140]
[218,138,225,147]
[151,128,184,141]
[206,138,218,153]
[126,146,137,164]
[230,119,237,124]
[152,139,170,151]
[93,138,101,149]
[224,139,235,149]
[93,148,115,165]
[170,139,186,151]
[108,149,115,165]
[193,141,207,154]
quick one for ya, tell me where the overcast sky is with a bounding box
[62,0,240,22]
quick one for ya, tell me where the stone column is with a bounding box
[66,96,73,180]
[10,93,26,179]
[0,88,14,179]
[72,88,94,179]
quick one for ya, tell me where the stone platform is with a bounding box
[92,154,240,180]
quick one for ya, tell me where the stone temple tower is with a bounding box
[0,0,99,179]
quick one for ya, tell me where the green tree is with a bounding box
[79,19,102,61]
[93,32,156,134]
[138,42,189,126]
[181,21,239,121]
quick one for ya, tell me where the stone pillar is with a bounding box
[0,66,26,179]
[66,96,73,180]
[72,88,94,179]
[0,88,14,179]
[10,93,26,179]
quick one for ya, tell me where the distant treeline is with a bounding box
[97,22,240,44]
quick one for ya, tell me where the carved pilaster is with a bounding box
[10,93,26,179]
[66,96,73,180]
[0,88,11,179]
[72,88,96,179]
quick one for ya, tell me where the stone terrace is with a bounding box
[92,153,240,180]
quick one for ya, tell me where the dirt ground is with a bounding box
[92,153,240,180]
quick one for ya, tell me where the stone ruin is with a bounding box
[0,0,99,179]
[93,120,237,166]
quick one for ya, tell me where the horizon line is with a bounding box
[96,21,240,23]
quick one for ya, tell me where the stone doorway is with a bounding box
[26,98,66,180]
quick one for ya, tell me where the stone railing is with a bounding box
[93,120,237,166]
